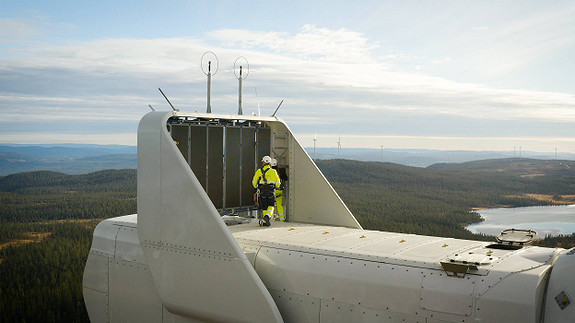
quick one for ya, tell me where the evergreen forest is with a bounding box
[2,158,575,322]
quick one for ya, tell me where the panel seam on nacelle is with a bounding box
[141,242,240,261]
[83,286,109,294]
[256,245,445,272]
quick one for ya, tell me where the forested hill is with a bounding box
[0,169,137,222]
[2,161,574,322]
[315,158,575,239]
[427,158,575,197]
[2,159,574,227]
[317,158,575,205]
[0,144,136,176]
[0,169,136,192]
[429,157,575,173]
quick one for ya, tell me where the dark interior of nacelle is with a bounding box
[167,117,271,211]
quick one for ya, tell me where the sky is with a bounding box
[1,0,574,153]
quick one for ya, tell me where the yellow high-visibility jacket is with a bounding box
[252,165,281,189]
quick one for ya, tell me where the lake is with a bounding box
[467,205,575,237]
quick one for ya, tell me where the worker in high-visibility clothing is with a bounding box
[252,156,281,226]
[271,158,285,222]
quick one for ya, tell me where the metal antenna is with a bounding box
[158,88,178,111]
[234,57,249,115]
[271,100,284,117]
[238,66,243,114]
[207,61,212,113]
[148,104,155,111]
[201,52,219,114]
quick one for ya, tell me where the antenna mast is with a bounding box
[238,66,242,114]
[234,57,249,115]
[207,62,212,113]
[201,52,219,113]
[158,88,178,111]
[271,100,283,117]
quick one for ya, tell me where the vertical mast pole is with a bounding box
[207,61,212,113]
[234,57,248,115]
[238,66,243,115]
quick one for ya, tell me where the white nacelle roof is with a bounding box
[104,214,558,277]
[229,220,558,276]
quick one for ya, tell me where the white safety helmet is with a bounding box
[261,156,272,164]
[271,158,278,167]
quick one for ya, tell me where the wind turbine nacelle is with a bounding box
[83,111,574,322]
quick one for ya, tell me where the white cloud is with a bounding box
[1,38,210,79]
[0,18,41,40]
[1,24,574,151]
[208,24,380,63]
[0,94,151,121]
[0,16,77,46]
[457,5,575,78]
[0,132,137,145]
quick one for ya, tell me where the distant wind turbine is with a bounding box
[337,135,341,157]
[313,132,317,160]
[254,88,261,116]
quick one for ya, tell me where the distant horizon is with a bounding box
[2,141,574,176]
[2,142,574,156]
[1,125,574,154]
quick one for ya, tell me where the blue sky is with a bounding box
[1,0,574,153]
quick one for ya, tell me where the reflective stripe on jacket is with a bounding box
[252,165,281,188]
